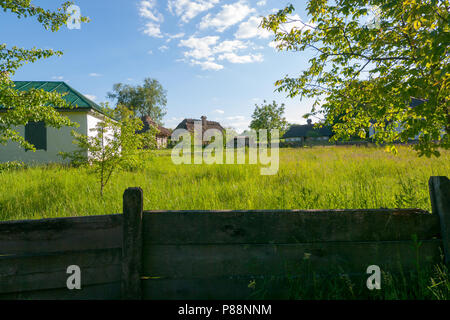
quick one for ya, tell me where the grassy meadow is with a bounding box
[0,145,449,221]
[1,145,450,299]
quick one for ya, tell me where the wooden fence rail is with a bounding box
[0,176,448,299]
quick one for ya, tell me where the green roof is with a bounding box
[2,81,106,115]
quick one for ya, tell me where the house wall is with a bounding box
[156,136,168,149]
[307,136,329,141]
[285,137,302,142]
[87,113,102,138]
[86,111,115,158]
[0,112,89,164]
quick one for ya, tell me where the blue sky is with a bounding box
[1,0,317,132]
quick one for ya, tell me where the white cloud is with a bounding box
[51,76,64,80]
[199,1,255,32]
[226,115,246,121]
[179,37,249,59]
[213,40,248,53]
[148,50,153,54]
[165,32,185,42]
[279,14,314,33]
[179,36,264,70]
[139,0,164,22]
[179,35,219,59]
[168,0,219,23]
[268,40,282,49]
[218,52,263,63]
[84,94,97,101]
[190,59,224,71]
[214,109,225,114]
[89,73,102,77]
[159,45,169,52]
[139,1,164,38]
[256,0,266,6]
[235,16,271,39]
[142,21,163,37]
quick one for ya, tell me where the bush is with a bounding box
[0,161,27,172]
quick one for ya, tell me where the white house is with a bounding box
[0,81,112,164]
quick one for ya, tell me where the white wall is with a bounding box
[85,111,116,159]
[0,112,88,164]
[87,112,103,138]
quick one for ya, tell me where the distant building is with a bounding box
[226,135,256,148]
[137,115,171,149]
[0,81,113,163]
[282,119,333,143]
[175,116,225,144]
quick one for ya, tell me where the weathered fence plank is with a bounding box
[121,187,144,300]
[1,282,121,300]
[0,248,121,294]
[141,240,442,280]
[0,176,448,300]
[142,209,441,245]
[0,214,122,255]
[429,176,450,264]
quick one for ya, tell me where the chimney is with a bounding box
[201,115,207,128]
[307,119,312,125]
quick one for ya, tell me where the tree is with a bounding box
[60,106,153,196]
[261,1,449,156]
[0,1,88,150]
[107,78,167,123]
[97,102,117,120]
[249,100,289,140]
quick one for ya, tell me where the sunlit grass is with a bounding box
[0,145,449,221]
[1,145,449,299]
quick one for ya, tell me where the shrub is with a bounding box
[0,161,27,172]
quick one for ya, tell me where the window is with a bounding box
[25,121,47,151]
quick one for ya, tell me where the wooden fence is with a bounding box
[0,176,449,299]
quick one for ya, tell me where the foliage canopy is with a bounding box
[60,106,156,196]
[0,1,89,150]
[249,100,289,139]
[262,0,449,156]
[107,78,167,123]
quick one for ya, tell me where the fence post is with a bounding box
[121,187,144,299]
[429,176,450,264]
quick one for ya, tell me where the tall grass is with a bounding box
[0,146,449,221]
[249,238,450,300]
[1,145,449,299]
[249,263,450,300]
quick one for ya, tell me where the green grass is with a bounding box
[0,145,449,221]
[250,239,450,300]
[1,145,449,299]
